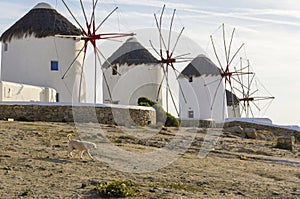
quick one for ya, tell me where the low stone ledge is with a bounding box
[180,119,216,128]
[0,103,156,126]
[224,121,300,143]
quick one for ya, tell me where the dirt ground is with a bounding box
[0,121,299,198]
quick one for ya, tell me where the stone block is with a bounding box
[223,126,243,134]
[244,128,257,139]
[276,136,295,151]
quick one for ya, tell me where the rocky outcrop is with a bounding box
[224,121,299,143]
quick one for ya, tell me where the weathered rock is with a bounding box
[276,136,295,151]
[223,126,243,134]
[244,128,257,139]
[256,133,266,140]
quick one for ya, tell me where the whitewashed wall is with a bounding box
[103,63,162,105]
[0,81,56,102]
[227,104,241,118]
[1,36,85,103]
[179,75,227,123]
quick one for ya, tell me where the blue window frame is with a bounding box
[51,61,59,71]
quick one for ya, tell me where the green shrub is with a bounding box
[138,101,152,107]
[138,97,179,127]
[138,97,156,107]
[95,179,135,197]
[165,113,180,127]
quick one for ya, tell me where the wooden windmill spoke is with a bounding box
[240,101,246,112]
[175,60,193,63]
[171,27,185,56]
[249,89,259,97]
[227,80,239,116]
[96,7,119,32]
[234,65,251,73]
[249,73,256,90]
[204,76,223,87]
[95,46,120,76]
[228,43,245,66]
[170,65,184,75]
[153,5,167,54]
[78,46,88,102]
[210,79,224,110]
[62,0,86,35]
[159,5,166,52]
[161,66,179,116]
[249,103,255,118]
[233,66,246,95]
[227,27,236,63]
[95,47,113,101]
[170,64,187,103]
[84,33,134,40]
[210,35,223,70]
[55,34,82,39]
[252,96,275,101]
[156,69,165,102]
[251,100,261,112]
[62,41,88,79]
[168,86,179,116]
[174,53,191,59]
[93,47,98,102]
[89,0,99,28]
[149,40,161,57]
[79,0,89,26]
[222,24,229,65]
[168,9,176,52]
[154,13,168,52]
[232,85,244,96]
[230,75,250,94]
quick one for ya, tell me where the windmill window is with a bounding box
[51,61,59,71]
[112,65,118,75]
[56,93,60,102]
[4,43,8,52]
[189,76,193,82]
[188,111,194,119]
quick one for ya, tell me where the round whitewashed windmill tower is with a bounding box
[178,54,227,124]
[0,2,85,102]
[102,37,162,105]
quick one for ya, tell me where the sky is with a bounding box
[0,0,299,126]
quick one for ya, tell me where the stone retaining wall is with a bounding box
[180,119,217,128]
[0,102,156,126]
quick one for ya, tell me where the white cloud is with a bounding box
[101,0,194,10]
[183,8,300,28]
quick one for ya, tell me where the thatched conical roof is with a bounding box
[103,37,159,68]
[179,54,221,78]
[0,2,82,42]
